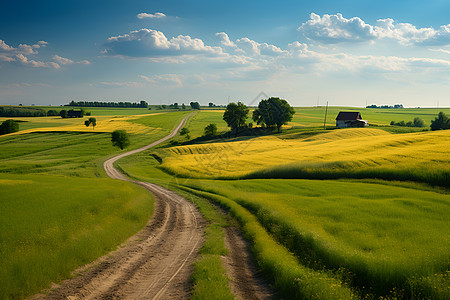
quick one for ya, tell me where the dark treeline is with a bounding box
[67,100,148,108]
[366,104,404,109]
[0,106,47,117]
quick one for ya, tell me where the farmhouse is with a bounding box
[335,112,368,128]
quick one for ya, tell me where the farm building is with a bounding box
[335,112,368,128]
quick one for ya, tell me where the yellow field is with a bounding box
[0,113,166,136]
[158,128,450,179]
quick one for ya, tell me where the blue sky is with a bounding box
[1,0,449,107]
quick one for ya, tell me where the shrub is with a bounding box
[0,119,19,135]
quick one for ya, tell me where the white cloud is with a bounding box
[430,48,450,55]
[52,54,90,65]
[105,28,223,57]
[216,32,237,48]
[15,54,60,69]
[137,12,166,19]
[139,74,184,86]
[298,13,450,46]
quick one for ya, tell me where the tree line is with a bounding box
[366,104,404,109]
[67,100,149,108]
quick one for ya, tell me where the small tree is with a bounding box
[413,117,425,127]
[84,117,97,130]
[204,123,217,136]
[430,112,450,131]
[190,102,201,110]
[223,102,249,135]
[60,109,67,118]
[0,119,19,135]
[111,130,130,150]
[180,127,190,135]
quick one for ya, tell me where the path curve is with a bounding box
[32,112,205,299]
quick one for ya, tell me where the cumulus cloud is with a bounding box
[298,13,450,46]
[14,53,60,69]
[216,32,237,48]
[137,12,166,19]
[105,28,223,57]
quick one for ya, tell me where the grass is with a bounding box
[179,179,449,299]
[0,173,154,299]
[0,110,191,299]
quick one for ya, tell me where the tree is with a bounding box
[111,130,130,150]
[84,117,97,130]
[252,97,295,133]
[60,109,67,118]
[208,102,215,107]
[180,127,190,135]
[181,103,186,110]
[413,117,425,127]
[223,102,249,135]
[204,123,217,136]
[0,119,19,135]
[430,112,450,131]
[190,102,200,110]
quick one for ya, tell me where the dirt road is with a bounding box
[31,112,274,299]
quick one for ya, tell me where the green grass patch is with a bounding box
[181,179,449,299]
[0,174,154,299]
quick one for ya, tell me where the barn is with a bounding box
[335,112,368,128]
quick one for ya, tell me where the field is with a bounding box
[1,106,449,299]
[0,109,190,299]
[115,107,449,299]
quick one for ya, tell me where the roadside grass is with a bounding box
[177,183,357,299]
[180,179,449,299]
[0,111,191,299]
[156,128,450,187]
[0,173,154,299]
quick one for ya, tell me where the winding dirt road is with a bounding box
[31,112,274,299]
[32,113,206,299]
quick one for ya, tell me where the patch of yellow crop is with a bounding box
[3,113,165,136]
[159,128,450,178]
[0,179,33,185]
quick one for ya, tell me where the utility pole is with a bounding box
[323,101,328,129]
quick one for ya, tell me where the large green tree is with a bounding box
[430,112,450,131]
[223,102,249,135]
[0,119,19,135]
[111,130,130,150]
[252,97,295,133]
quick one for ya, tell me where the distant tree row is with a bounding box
[366,104,404,109]
[0,106,47,117]
[390,117,425,128]
[67,100,148,108]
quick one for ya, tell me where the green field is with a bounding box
[0,109,189,299]
[2,106,449,299]
[115,107,449,299]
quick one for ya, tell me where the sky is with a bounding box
[0,0,449,107]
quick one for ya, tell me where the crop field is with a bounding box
[157,128,450,186]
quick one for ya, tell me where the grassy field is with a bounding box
[0,109,191,299]
[0,174,154,299]
[114,107,449,299]
[179,179,449,299]
[2,106,449,299]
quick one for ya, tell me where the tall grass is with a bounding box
[177,184,357,299]
[181,179,449,299]
[0,174,154,299]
